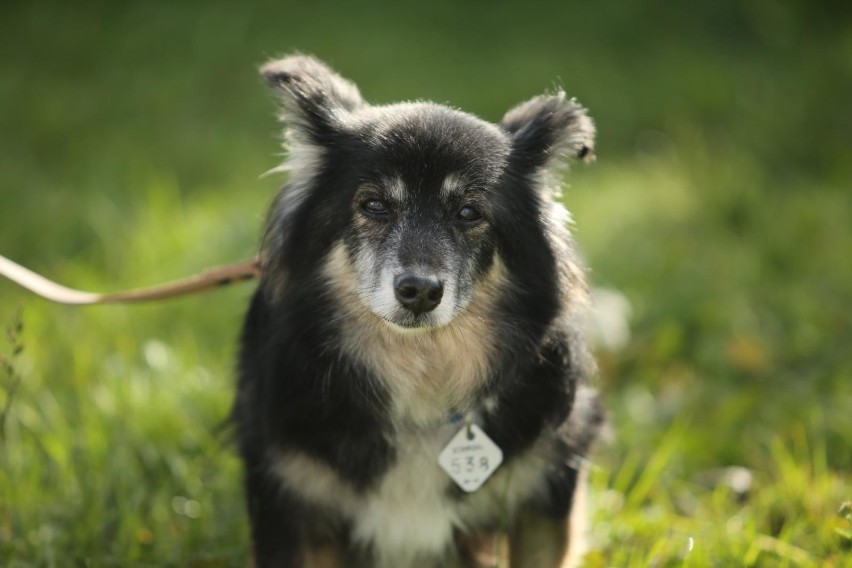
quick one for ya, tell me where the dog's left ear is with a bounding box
[500,91,595,172]
[261,54,364,144]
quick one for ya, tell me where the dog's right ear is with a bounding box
[261,54,364,144]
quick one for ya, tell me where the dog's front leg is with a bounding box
[246,465,344,568]
[300,545,344,568]
[455,530,509,568]
[507,470,588,568]
[245,465,303,567]
[508,512,571,568]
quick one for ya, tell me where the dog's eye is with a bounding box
[457,205,483,223]
[362,199,388,216]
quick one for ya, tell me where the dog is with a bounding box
[232,54,604,568]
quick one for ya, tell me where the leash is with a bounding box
[0,254,261,305]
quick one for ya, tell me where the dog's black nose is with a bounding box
[394,272,443,315]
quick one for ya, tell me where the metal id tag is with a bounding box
[438,423,503,492]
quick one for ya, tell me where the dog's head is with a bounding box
[261,55,594,332]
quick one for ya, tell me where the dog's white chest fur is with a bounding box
[351,428,463,565]
[272,426,464,565]
[272,423,551,567]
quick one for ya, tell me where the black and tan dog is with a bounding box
[232,54,603,567]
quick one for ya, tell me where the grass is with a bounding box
[1,0,850,566]
[585,422,850,566]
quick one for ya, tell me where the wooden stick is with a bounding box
[0,254,260,305]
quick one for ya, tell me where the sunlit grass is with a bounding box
[585,423,850,567]
[0,178,258,566]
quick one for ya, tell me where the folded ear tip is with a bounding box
[574,111,596,162]
[259,54,317,81]
[260,60,291,87]
[261,68,291,88]
[578,144,596,162]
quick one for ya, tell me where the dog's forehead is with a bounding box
[355,103,510,193]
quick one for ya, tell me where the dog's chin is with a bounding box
[377,312,449,334]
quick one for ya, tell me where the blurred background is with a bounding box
[1,1,850,565]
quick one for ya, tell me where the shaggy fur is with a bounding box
[232,54,603,568]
